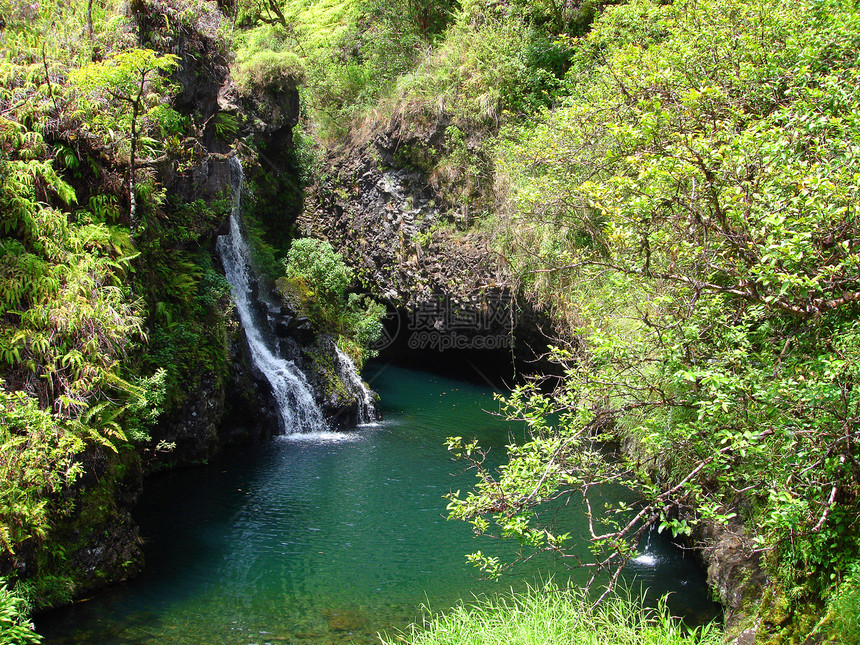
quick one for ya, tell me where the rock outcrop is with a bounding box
[695,521,767,633]
[303,116,555,373]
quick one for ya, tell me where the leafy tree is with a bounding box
[364,0,458,44]
[450,0,860,624]
[70,49,179,225]
[280,238,383,363]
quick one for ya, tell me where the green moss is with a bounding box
[234,50,305,95]
[393,142,438,174]
[304,345,351,404]
[19,449,143,611]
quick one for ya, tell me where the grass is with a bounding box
[380,583,723,645]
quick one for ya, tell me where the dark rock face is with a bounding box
[65,514,143,595]
[303,118,556,373]
[232,76,300,155]
[260,294,366,430]
[298,334,366,428]
[149,371,228,467]
[142,0,234,202]
[32,450,146,605]
[695,521,767,631]
[222,319,281,442]
[305,133,491,308]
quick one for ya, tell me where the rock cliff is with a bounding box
[302,116,555,374]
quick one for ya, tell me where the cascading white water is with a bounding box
[334,345,378,425]
[217,156,326,434]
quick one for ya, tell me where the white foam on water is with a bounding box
[276,431,361,443]
[630,553,658,566]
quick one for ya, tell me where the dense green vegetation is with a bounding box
[465,0,860,607]
[3,0,859,640]
[0,0,237,624]
[2,4,156,567]
[279,237,384,365]
[234,0,459,139]
[248,0,860,639]
[381,583,721,645]
[1,0,382,629]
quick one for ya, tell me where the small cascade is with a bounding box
[334,345,378,425]
[630,524,658,567]
[217,156,327,434]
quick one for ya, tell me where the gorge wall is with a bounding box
[301,116,556,376]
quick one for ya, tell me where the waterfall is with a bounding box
[334,345,378,425]
[630,524,658,566]
[217,156,327,435]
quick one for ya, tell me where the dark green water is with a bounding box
[38,362,718,644]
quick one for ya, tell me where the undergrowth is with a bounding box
[381,583,722,645]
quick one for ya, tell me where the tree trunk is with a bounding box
[129,102,138,226]
[86,0,94,40]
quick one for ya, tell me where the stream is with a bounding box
[38,362,719,643]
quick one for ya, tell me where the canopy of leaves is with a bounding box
[448,0,860,635]
[70,49,178,103]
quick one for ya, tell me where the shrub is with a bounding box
[234,50,305,94]
[0,579,41,645]
[280,238,383,363]
[283,238,354,313]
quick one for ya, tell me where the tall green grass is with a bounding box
[381,584,722,645]
[816,560,860,644]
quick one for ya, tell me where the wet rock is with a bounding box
[324,608,368,632]
[289,316,316,345]
[274,315,294,338]
[695,520,767,630]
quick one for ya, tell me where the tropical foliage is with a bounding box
[233,0,460,139]
[0,121,163,555]
[2,0,858,640]
[69,48,181,222]
[0,578,40,645]
[443,0,860,638]
[0,0,229,614]
[280,237,384,364]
